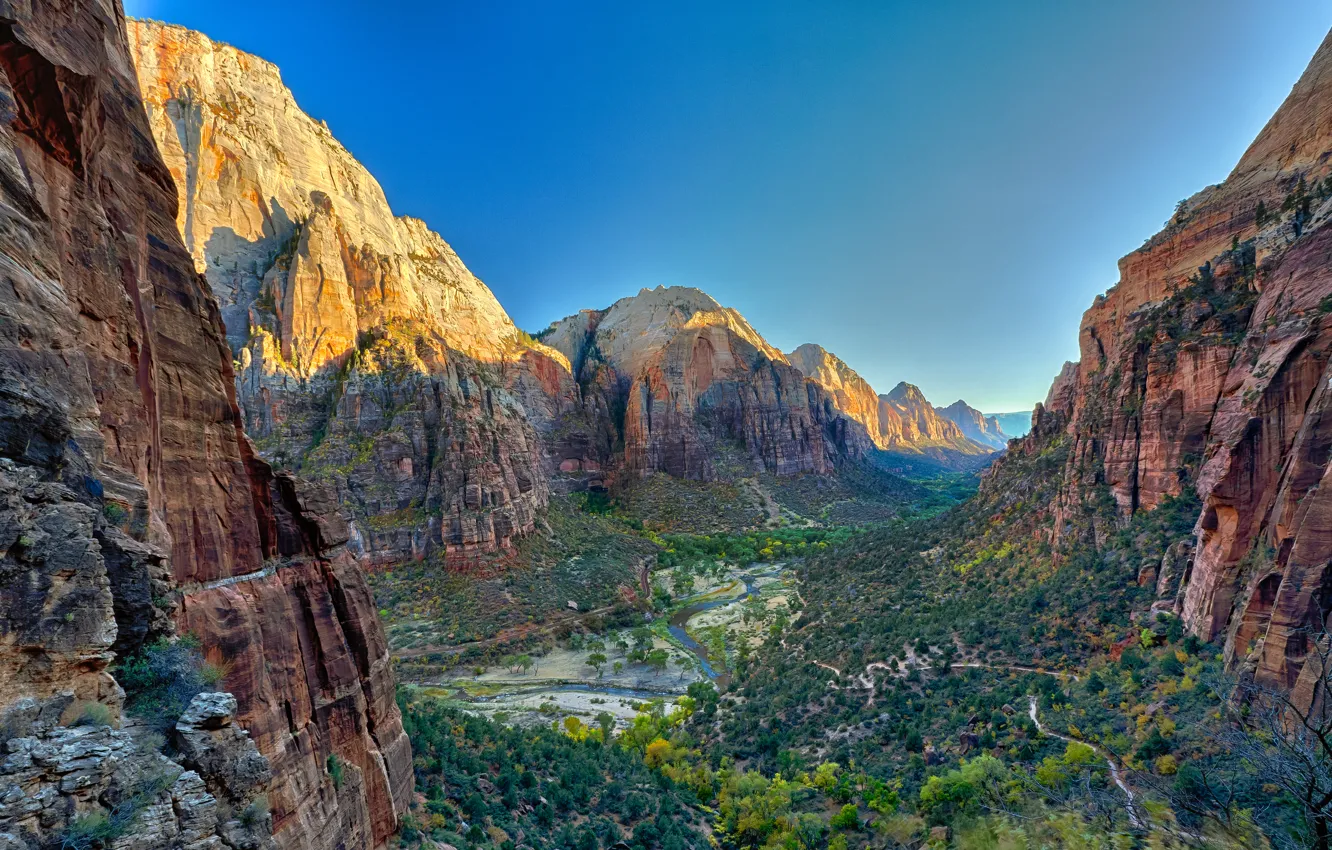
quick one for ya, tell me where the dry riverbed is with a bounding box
[416,560,799,729]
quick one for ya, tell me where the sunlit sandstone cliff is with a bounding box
[1002,26,1332,698]
[935,400,1008,451]
[126,20,879,561]
[0,3,409,848]
[787,344,993,462]
[543,287,876,480]
[127,22,986,561]
[127,20,585,565]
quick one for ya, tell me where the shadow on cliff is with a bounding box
[202,196,297,349]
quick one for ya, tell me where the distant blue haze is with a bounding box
[124,0,1327,411]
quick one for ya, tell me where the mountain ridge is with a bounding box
[786,342,994,463]
[935,399,1009,450]
[126,18,993,564]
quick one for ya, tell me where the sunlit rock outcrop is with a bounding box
[787,344,993,465]
[935,400,1009,451]
[128,20,573,563]
[544,287,873,480]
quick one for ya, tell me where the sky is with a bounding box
[123,0,1330,412]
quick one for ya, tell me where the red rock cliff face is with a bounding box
[788,343,887,444]
[786,343,993,468]
[128,21,566,564]
[0,3,410,849]
[878,383,987,455]
[1032,27,1332,696]
[935,400,1008,451]
[543,287,874,482]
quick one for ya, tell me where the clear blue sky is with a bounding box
[123,0,1328,412]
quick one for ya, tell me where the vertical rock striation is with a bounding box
[542,287,874,481]
[0,4,410,849]
[935,400,1009,451]
[127,20,566,564]
[1010,26,1332,697]
[124,23,951,570]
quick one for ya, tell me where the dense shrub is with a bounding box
[397,689,708,849]
[115,636,224,730]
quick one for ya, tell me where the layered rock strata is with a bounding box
[787,344,993,466]
[0,693,274,850]
[935,400,1008,450]
[788,344,993,456]
[126,21,981,555]
[127,20,583,564]
[0,4,410,849]
[879,382,989,456]
[543,287,873,481]
[1015,26,1332,696]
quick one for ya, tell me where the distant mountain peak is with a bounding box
[545,285,784,380]
[886,381,927,403]
[935,399,1008,450]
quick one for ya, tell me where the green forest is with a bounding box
[389,431,1332,850]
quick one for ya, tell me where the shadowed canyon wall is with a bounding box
[0,3,409,848]
[998,26,1332,699]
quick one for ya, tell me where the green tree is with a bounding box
[675,656,693,681]
[830,804,860,831]
[596,711,615,741]
[646,649,670,675]
[918,756,1009,825]
[586,652,608,677]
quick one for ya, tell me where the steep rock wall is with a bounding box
[128,20,569,562]
[1027,27,1332,695]
[878,383,974,448]
[936,400,1008,451]
[788,343,888,449]
[0,4,409,849]
[544,287,874,482]
[787,344,993,463]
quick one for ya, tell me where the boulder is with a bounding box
[174,692,272,805]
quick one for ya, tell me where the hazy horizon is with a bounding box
[123,0,1326,411]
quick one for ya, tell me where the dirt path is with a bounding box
[744,477,784,525]
[769,588,1139,826]
[842,658,1079,707]
[950,661,1080,681]
[178,565,276,596]
[1026,695,1142,828]
[816,656,1137,824]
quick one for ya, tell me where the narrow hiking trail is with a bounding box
[1026,695,1142,828]
[807,654,1140,826]
[951,661,1080,681]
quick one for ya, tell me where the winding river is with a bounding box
[667,566,782,688]
[440,565,784,723]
